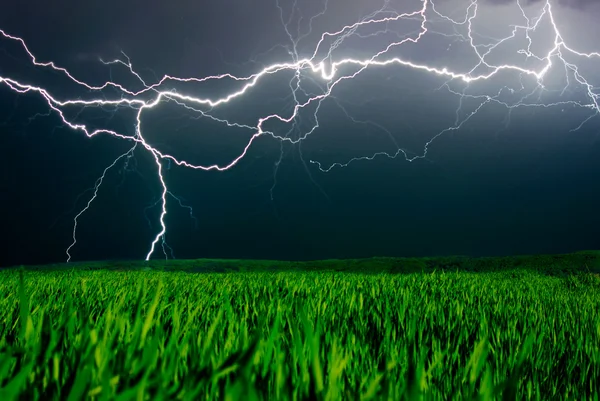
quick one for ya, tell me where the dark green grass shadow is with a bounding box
[5,250,600,277]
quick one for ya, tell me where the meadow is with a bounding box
[0,252,599,400]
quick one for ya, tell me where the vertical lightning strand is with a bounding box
[66,144,137,261]
[147,150,168,260]
[0,0,599,260]
[132,106,170,260]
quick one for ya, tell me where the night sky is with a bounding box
[1,0,600,267]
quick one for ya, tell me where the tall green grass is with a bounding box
[0,269,598,400]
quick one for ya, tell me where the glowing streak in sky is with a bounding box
[0,0,599,260]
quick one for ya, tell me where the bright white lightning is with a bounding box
[0,0,599,260]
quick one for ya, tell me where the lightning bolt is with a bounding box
[1,0,598,261]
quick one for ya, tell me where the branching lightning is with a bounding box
[1,0,599,260]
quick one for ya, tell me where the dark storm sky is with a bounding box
[1,0,600,266]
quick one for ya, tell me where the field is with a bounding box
[1,252,600,400]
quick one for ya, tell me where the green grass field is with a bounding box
[1,252,600,400]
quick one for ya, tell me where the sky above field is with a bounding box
[1,0,600,266]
